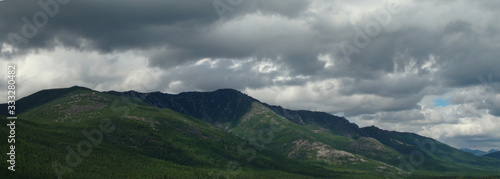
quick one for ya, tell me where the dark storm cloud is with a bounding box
[1,0,500,150]
[1,0,219,51]
[1,0,499,118]
[0,0,496,73]
[335,21,500,86]
[0,0,313,66]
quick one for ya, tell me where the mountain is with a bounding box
[460,149,500,156]
[106,89,363,138]
[460,148,500,157]
[106,87,500,176]
[1,86,500,178]
[107,89,405,174]
[488,149,500,154]
[263,104,363,138]
[460,148,488,156]
[485,152,500,160]
[0,86,86,116]
[359,126,500,172]
[0,87,343,178]
[106,89,258,125]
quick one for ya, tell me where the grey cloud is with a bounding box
[1,0,498,112]
[157,59,280,92]
[0,0,311,53]
[363,109,426,123]
[2,0,499,81]
[344,95,422,116]
[441,135,500,150]
[238,0,312,18]
[1,0,500,149]
[338,74,433,98]
[477,95,500,117]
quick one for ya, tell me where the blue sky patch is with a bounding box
[434,98,451,107]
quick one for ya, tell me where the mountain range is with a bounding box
[460,148,500,156]
[1,86,500,178]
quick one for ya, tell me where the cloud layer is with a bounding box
[1,0,499,150]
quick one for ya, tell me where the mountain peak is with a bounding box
[213,88,242,93]
[212,88,254,99]
[0,85,93,116]
[106,88,257,124]
[69,85,91,90]
[361,125,382,131]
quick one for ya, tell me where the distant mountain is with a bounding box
[460,148,500,156]
[1,86,500,178]
[485,152,500,160]
[488,149,500,153]
[460,148,488,156]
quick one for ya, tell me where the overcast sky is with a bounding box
[1,0,499,151]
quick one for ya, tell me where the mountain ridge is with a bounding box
[101,87,500,173]
[461,148,500,156]
[1,86,344,178]
[2,86,500,178]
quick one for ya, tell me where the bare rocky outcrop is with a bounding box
[288,139,366,165]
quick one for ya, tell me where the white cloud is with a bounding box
[0,48,162,101]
